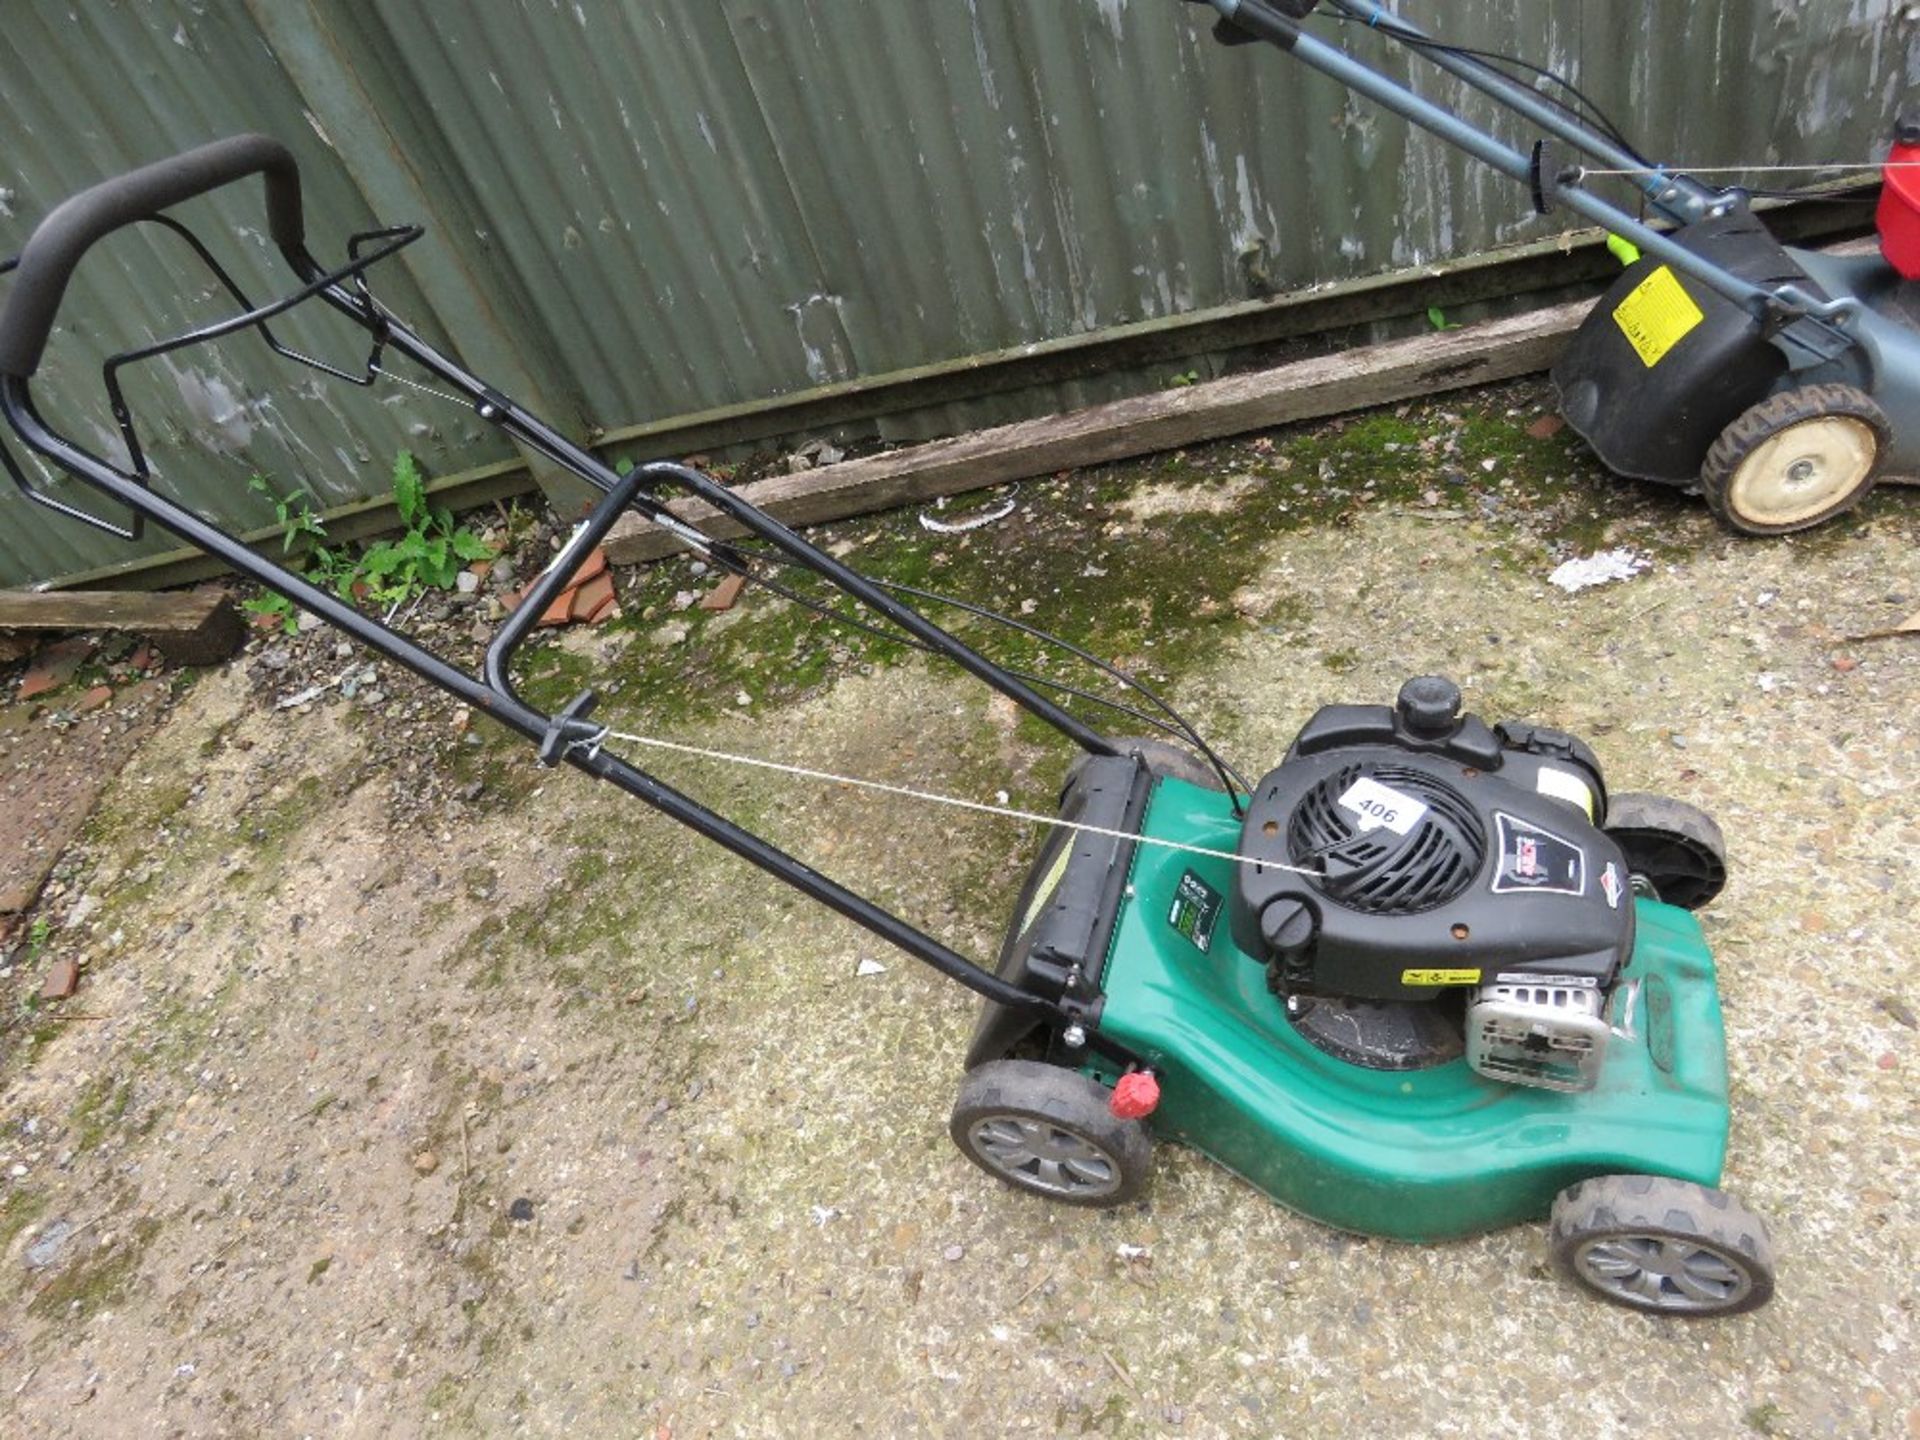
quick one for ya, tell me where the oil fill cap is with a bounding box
[1260,897,1316,957]
[1397,675,1462,738]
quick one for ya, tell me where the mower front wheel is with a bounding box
[1700,383,1888,535]
[950,1060,1151,1208]
[1549,1175,1775,1317]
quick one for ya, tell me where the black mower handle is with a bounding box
[0,133,305,380]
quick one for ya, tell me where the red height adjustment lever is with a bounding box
[1109,1069,1161,1120]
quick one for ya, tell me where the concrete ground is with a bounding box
[0,379,1915,1439]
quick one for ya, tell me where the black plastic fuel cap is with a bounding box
[1396,675,1462,738]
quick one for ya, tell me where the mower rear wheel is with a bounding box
[1700,383,1888,535]
[950,1060,1150,1208]
[1549,1175,1775,1316]
[1064,736,1225,799]
[1603,793,1727,910]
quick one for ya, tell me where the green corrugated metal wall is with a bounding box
[2,0,1914,587]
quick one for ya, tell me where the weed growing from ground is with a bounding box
[239,452,494,632]
[358,451,494,604]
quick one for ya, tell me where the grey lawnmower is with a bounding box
[1192,0,1920,535]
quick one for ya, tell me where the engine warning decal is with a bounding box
[1337,775,1428,836]
[1167,869,1223,954]
[1401,967,1481,987]
[1491,812,1587,897]
[1610,265,1704,368]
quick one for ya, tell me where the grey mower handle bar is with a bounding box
[0,133,304,380]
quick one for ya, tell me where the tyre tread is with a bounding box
[950,1059,1152,1209]
[1548,1174,1775,1316]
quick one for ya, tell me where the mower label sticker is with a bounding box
[1401,967,1482,988]
[1599,861,1625,909]
[1018,842,1076,939]
[1167,869,1223,954]
[1337,776,1428,836]
[1490,812,1587,897]
[1610,265,1704,368]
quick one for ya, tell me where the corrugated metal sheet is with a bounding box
[2,0,1916,587]
[0,0,515,589]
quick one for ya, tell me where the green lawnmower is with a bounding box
[2,139,1771,1319]
[958,677,1771,1317]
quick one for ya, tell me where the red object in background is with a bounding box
[1877,124,1920,279]
[1108,1069,1161,1120]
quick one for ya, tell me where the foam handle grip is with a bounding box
[0,134,303,378]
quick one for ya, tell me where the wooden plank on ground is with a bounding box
[605,299,1592,565]
[0,588,243,666]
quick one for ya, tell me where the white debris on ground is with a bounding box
[918,490,1018,534]
[1547,547,1649,592]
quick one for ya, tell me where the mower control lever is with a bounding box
[0,134,305,379]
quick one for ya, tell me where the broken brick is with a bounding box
[700,574,748,612]
[76,685,114,715]
[571,547,609,588]
[1525,414,1567,440]
[40,957,79,1001]
[539,589,577,628]
[570,573,616,623]
[16,636,93,699]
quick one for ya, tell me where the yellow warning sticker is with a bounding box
[1610,265,1705,368]
[1401,967,1481,988]
[1018,842,1075,938]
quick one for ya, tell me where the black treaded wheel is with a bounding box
[1549,1175,1775,1316]
[1700,383,1888,535]
[1603,792,1728,910]
[1063,735,1225,800]
[950,1059,1151,1208]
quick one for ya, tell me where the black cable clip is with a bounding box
[537,689,606,766]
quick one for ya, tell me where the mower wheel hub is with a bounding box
[1732,416,1877,525]
[966,1117,1120,1198]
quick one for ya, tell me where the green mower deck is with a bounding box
[1086,777,1732,1243]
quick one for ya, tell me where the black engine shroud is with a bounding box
[1231,678,1636,1003]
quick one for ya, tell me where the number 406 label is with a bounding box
[1337,776,1428,836]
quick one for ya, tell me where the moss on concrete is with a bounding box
[26,1216,161,1325]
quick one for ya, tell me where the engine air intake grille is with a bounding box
[1287,763,1485,915]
